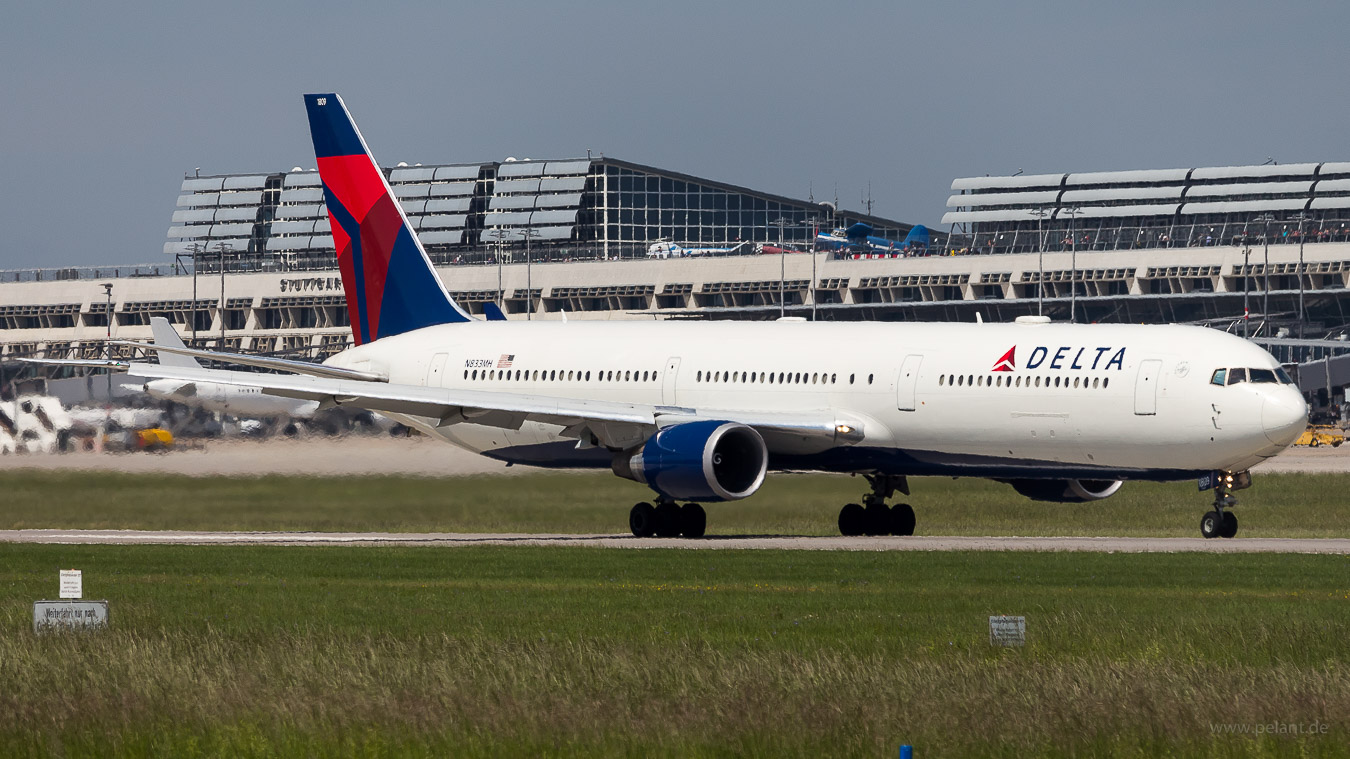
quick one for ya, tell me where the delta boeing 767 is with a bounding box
[123,93,1307,539]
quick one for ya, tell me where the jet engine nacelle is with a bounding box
[1008,478,1124,503]
[613,420,768,502]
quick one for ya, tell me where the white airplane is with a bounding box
[139,318,320,420]
[24,318,319,421]
[120,93,1307,540]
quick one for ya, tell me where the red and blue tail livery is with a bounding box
[304,93,472,344]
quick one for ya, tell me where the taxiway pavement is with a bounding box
[4,529,1349,553]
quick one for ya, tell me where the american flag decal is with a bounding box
[496,354,515,368]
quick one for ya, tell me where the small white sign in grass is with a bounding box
[989,615,1026,647]
[59,569,82,599]
[34,600,108,633]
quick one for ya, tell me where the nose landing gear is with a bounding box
[839,474,915,537]
[1200,470,1249,539]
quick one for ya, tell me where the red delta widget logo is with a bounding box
[992,345,1127,372]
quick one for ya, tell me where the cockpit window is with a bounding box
[1220,366,1295,386]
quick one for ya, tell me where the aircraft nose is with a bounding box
[1262,389,1308,445]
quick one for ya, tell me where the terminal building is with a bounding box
[7,158,1350,409]
[165,156,916,274]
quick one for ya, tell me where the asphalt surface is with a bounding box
[4,529,1350,553]
[2,435,1346,476]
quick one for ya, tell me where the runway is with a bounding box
[5,529,1350,553]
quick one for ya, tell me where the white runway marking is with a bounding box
[3,530,1350,553]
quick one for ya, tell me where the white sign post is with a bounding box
[60,569,82,599]
[36,569,107,633]
[989,615,1026,647]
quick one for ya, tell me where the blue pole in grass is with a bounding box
[900,745,913,759]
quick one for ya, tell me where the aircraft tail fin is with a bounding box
[844,222,873,241]
[150,317,204,368]
[304,93,472,346]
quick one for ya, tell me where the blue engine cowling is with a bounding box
[613,421,768,502]
[1008,479,1123,503]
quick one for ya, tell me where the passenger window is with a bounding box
[1250,368,1277,383]
[1227,368,1247,385]
[1210,368,1226,386]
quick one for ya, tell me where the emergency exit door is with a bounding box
[1134,359,1162,415]
[897,354,923,411]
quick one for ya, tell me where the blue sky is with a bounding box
[3,1,1348,268]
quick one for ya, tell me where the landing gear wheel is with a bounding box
[653,502,683,537]
[890,503,916,536]
[1220,511,1238,539]
[863,503,890,536]
[630,502,656,538]
[1200,510,1222,539]
[680,503,706,539]
[838,503,865,536]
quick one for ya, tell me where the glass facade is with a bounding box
[166,158,919,272]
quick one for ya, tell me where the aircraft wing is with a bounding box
[112,341,386,382]
[18,357,130,370]
[126,362,863,452]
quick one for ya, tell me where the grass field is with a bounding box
[4,469,1350,537]
[1,544,1347,757]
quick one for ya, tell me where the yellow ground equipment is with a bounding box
[1295,425,1345,447]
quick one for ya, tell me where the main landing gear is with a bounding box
[839,474,915,537]
[1200,471,1249,539]
[629,499,706,538]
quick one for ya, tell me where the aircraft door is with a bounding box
[1134,359,1162,415]
[426,353,449,388]
[662,357,681,405]
[897,354,923,411]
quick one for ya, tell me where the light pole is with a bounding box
[1293,211,1313,339]
[1241,233,1252,338]
[803,217,819,321]
[1061,207,1082,323]
[211,242,232,346]
[186,242,204,343]
[516,228,541,320]
[486,229,510,308]
[1254,213,1276,337]
[769,217,791,318]
[101,282,113,399]
[1028,209,1051,317]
